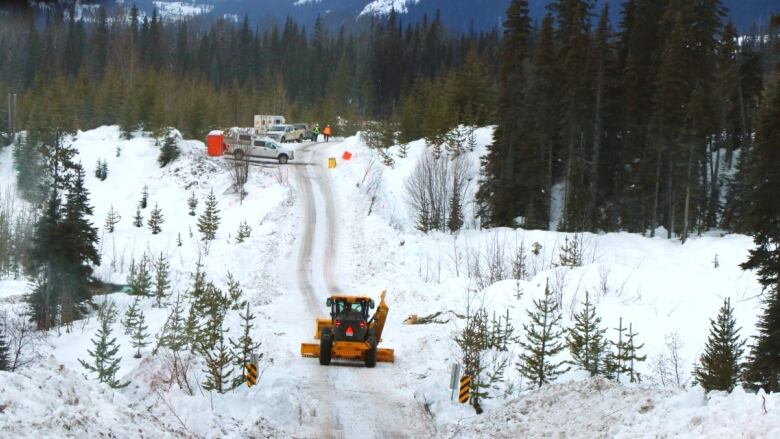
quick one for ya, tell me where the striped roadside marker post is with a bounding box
[246,363,258,387]
[458,375,471,404]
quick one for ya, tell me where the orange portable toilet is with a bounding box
[207,130,225,156]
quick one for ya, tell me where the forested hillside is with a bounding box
[0,2,778,240]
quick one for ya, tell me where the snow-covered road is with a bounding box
[291,141,434,438]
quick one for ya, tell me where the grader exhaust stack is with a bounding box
[300,290,395,367]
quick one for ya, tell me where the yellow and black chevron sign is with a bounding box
[246,363,258,387]
[458,375,471,404]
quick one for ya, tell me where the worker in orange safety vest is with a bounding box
[323,124,333,142]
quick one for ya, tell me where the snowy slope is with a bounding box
[0,126,778,437]
[360,0,419,15]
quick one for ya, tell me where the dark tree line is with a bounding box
[478,0,778,239]
[0,6,499,141]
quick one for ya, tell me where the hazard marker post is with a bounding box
[458,375,471,404]
[246,352,259,388]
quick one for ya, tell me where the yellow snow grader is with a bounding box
[300,290,394,367]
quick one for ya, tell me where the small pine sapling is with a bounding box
[517,280,569,388]
[115,145,121,157]
[155,293,187,354]
[158,132,181,167]
[187,191,198,216]
[176,232,182,247]
[201,318,233,394]
[557,234,582,268]
[104,206,121,233]
[153,252,171,307]
[133,207,143,227]
[447,178,464,233]
[608,318,647,383]
[122,296,142,335]
[197,189,221,241]
[567,291,608,376]
[79,301,128,388]
[694,298,745,392]
[129,254,152,296]
[226,272,244,310]
[147,203,164,234]
[99,159,108,181]
[235,221,252,243]
[140,185,149,209]
[130,308,150,358]
[230,303,262,389]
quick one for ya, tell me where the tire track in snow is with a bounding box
[300,141,435,439]
[293,142,344,438]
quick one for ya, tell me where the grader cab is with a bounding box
[300,290,394,367]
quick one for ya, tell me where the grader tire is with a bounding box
[364,337,377,368]
[319,331,333,366]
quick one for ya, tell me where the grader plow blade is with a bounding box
[300,342,395,363]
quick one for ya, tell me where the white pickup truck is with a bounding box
[266,124,307,143]
[225,134,295,164]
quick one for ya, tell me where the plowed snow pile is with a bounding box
[434,378,779,438]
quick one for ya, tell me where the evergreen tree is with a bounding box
[199,283,229,353]
[104,205,121,233]
[130,307,150,359]
[156,293,187,354]
[694,298,745,392]
[202,320,233,394]
[79,301,128,388]
[94,159,102,179]
[235,221,252,243]
[740,69,780,393]
[121,296,142,335]
[557,235,582,267]
[147,203,164,234]
[517,280,569,388]
[230,302,262,389]
[567,291,608,376]
[226,272,244,310]
[176,233,182,247]
[447,178,464,233]
[129,254,152,297]
[133,207,143,228]
[100,160,108,181]
[140,185,149,209]
[187,191,198,216]
[608,318,646,383]
[197,189,220,241]
[475,0,532,227]
[153,252,171,307]
[158,132,180,167]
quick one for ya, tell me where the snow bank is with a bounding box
[434,378,780,438]
[0,356,185,437]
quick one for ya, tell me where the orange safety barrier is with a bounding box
[342,151,352,160]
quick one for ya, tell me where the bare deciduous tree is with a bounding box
[0,310,47,371]
[405,150,471,233]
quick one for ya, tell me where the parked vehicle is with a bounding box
[224,135,295,164]
[293,123,315,141]
[267,124,307,143]
[253,115,286,135]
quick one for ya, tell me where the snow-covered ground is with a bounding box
[0,125,777,437]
